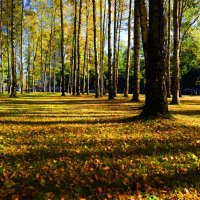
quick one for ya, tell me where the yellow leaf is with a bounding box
[107,193,112,199]
[102,166,110,171]
[97,187,103,193]
[12,194,19,200]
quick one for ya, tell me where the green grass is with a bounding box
[0,93,199,199]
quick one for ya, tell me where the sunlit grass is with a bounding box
[0,93,199,199]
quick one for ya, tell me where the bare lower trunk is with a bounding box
[141,0,168,117]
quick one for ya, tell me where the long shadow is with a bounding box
[2,137,199,161]
[171,109,200,116]
[1,136,199,199]
[0,116,141,125]
[0,99,135,105]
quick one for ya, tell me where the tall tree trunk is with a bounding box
[73,0,77,95]
[32,37,38,93]
[113,0,118,97]
[140,0,168,118]
[77,0,82,95]
[10,0,17,97]
[138,0,149,65]
[69,50,73,94]
[132,0,140,102]
[108,0,114,100]
[60,0,65,96]
[99,0,103,96]
[53,52,56,93]
[86,45,90,95]
[116,2,123,91]
[27,34,31,93]
[124,0,132,97]
[101,0,107,96]
[43,50,48,92]
[48,15,54,93]
[0,0,3,93]
[83,0,89,95]
[92,0,100,98]
[171,0,180,104]
[166,0,171,98]
[6,0,11,94]
[69,47,73,94]
[20,0,24,94]
[40,13,44,93]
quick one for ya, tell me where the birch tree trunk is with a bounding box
[83,0,89,95]
[171,0,180,104]
[113,0,118,97]
[10,0,17,97]
[124,0,132,97]
[60,0,65,96]
[73,0,77,95]
[166,0,171,98]
[108,0,114,100]
[132,0,140,102]
[77,0,82,95]
[20,0,24,94]
[138,0,149,65]
[0,0,3,93]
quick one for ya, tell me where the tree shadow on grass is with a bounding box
[1,135,199,199]
[171,109,200,116]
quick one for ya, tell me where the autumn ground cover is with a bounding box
[0,93,199,200]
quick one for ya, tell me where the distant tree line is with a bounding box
[0,0,199,117]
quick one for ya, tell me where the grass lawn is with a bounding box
[0,93,199,199]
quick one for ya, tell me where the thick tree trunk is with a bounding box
[140,0,168,117]
[108,0,114,100]
[60,0,65,96]
[77,0,82,96]
[92,0,100,98]
[171,0,180,104]
[132,0,140,102]
[10,0,17,97]
[124,0,132,97]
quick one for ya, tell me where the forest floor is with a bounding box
[0,93,199,200]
